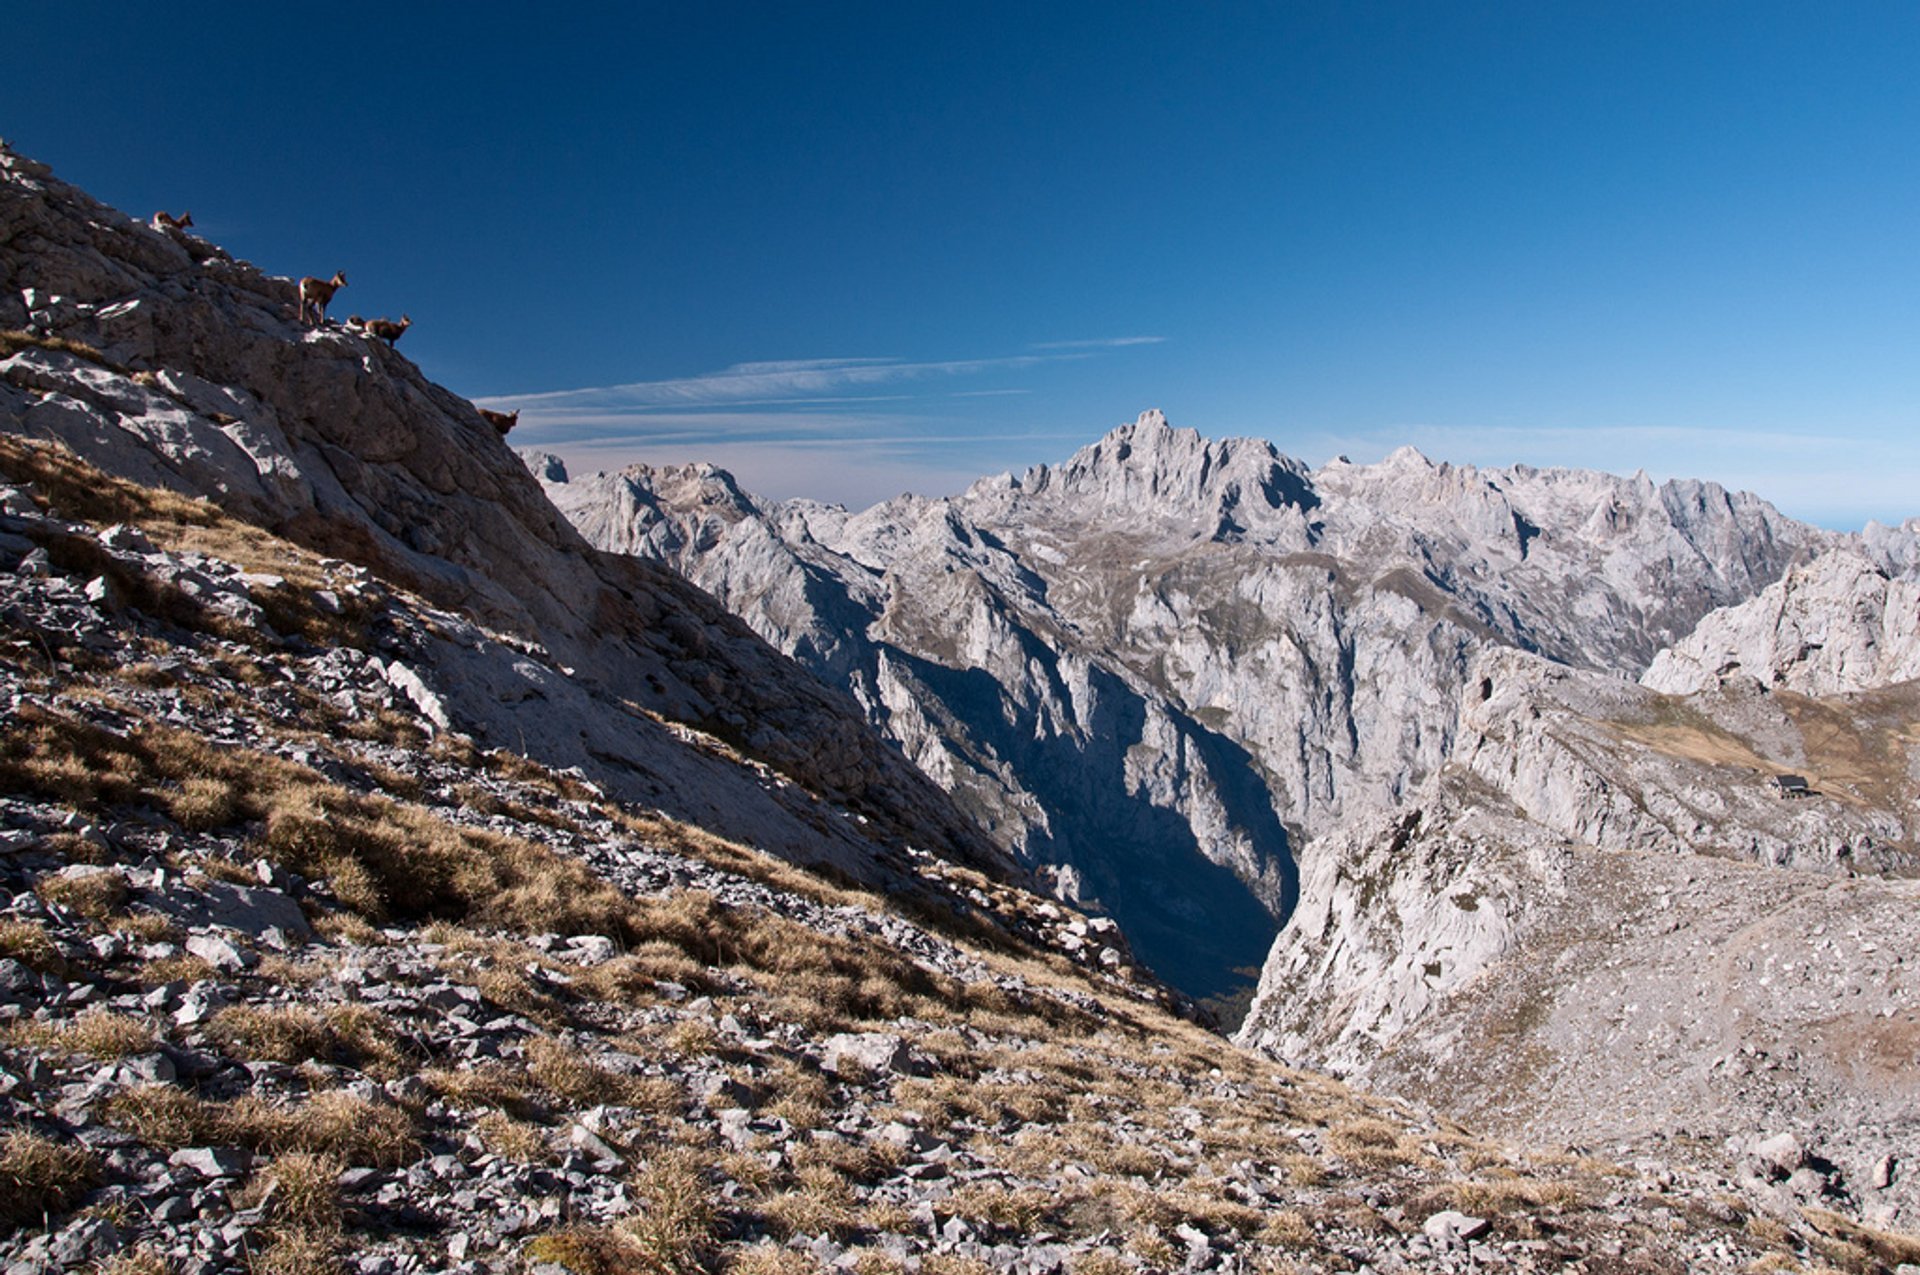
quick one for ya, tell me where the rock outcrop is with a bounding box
[0,140,1006,888]
[534,411,1825,1003]
[1238,641,1920,1227]
[1644,524,1920,696]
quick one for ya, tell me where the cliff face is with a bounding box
[0,141,1007,887]
[1643,525,1920,696]
[534,411,1824,1002]
[1237,630,1920,1227]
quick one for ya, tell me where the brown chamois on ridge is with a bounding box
[364,315,411,347]
[151,211,193,231]
[476,408,519,436]
[297,271,348,326]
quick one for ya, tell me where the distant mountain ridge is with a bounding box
[530,409,1829,1002]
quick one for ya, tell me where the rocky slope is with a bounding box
[6,374,1916,1275]
[0,140,1007,892]
[532,413,1825,1004]
[1238,618,1920,1230]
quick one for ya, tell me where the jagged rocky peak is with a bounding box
[1008,408,1319,539]
[531,405,1834,1009]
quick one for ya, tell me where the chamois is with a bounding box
[151,211,193,231]
[477,408,519,436]
[297,271,348,326]
[364,315,411,347]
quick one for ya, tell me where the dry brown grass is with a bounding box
[0,702,651,944]
[726,1243,820,1275]
[474,1112,554,1164]
[1326,1116,1431,1169]
[34,868,129,919]
[250,1228,341,1275]
[0,919,65,975]
[0,435,380,649]
[203,1003,411,1078]
[1801,1206,1920,1271]
[94,1248,173,1275]
[1067,1253,1131,1275]
[61,1010,158,1058]
[1411,1174,1585,1220]
[618,1148,717,1274]
[419,1062,539,1120]
[11,1009,157,1059]
[528,1037,659,1110]
[258,1151,344,1233]
[947,1183,1056,1235]
[757,1163,858,1240]
[101,1085,417,1168]
[0,1127,100,1230]
[0,330,118,368]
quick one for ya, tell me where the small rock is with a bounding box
[1753,1132,1805,1179]
[822,1032,932,1079]
[1423,1210,1491,1243]
[169,1147,252,1179]
[184,934,255,972]
[1873,1154,1897,1190]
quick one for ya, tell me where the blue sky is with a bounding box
[9,4,1919,526]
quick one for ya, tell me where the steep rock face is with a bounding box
[534,410,1823,1001]
[1644,525,1920,696]
[1237,643,1920,1224]
[0,142,1005,885]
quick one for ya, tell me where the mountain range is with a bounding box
[3,138,1918,1271]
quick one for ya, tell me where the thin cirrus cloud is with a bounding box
[483,340,1167,507]
[1027,336,1167,350]
[492,351,1077,412]
[483,340,1165,413]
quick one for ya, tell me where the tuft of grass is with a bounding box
[101,1086,416,1169]
[523,1227,653,1275]
[0,330,119,369]
[250,1228,341,1275]
[528,1037,653,1110]
[259,1152,344,1234]
[474,1112,554,1165]
[1424,1176,1584,1215]
[617,1149,716,1274]
[34,868,129,919]
[1801,1207,1920,1270]
[280,1091,419,1168]
[0,919,65,975]
[757,1163,858,1240]
[94,1249,173,1275]
[1326,1116,1429,1169]
[0,1127,100,1231]
[46,1010,158,1059]
[207,1005,333,1064]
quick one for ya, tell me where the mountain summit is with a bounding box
[534,407,1827,1007]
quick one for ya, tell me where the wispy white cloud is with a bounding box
[1027,336,1166,350]
[484,351,1084,411]
[490,342,1164,510]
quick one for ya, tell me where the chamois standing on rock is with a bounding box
[363,315,411,347]
[477,408,518,436]
[151,211,192,231]
[297,271,348,326]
